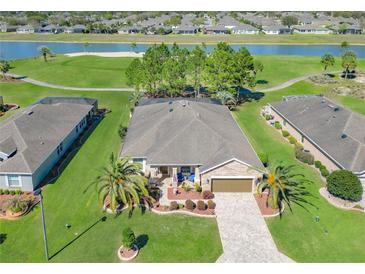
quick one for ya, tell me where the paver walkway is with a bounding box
[214,193,294,263]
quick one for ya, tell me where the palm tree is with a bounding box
[0,60,10,80]
[256,163,314,213]
[39,46,52,62]
[88,154,151,213]
[320,53,335,75]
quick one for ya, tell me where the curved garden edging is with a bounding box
[0,198,39,220]
[262,203,285,218]
[151,207,216,218]
[117,244,139,261]
[319,188,364,213]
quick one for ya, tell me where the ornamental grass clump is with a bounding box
[122,227,136,249]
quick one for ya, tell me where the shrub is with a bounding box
[274,121,282,129]
[314,160,322,169]
[207,200,216,209]
[9,190,16,195]
[282,130,289,137]
[288,136,297,144]
[169,201,179,211]
[320,166,330,177]
[295,148,314,165]
[178,203,184,209]
[327,170,363,202]
[202,190,214,199]
[148,187,161,201]
[122,227,136,249]
[181,182,192,192]
[15,190,23,195]
[185,199,195,210]
[294,142,304,151]
[7,197,29,213]
[4,189,9,195]
[197,200,206,210]
[265,114,272,120]
[258,152,269,166]
[194,183,202,193]
[0,189,3,195]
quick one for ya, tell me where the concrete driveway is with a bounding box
[214,193,294,263]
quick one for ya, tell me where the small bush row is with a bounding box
[169,199,216,211]
[295,147,314,165]
[314,160,330,177]
[0,189,23,195]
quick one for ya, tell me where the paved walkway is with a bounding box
[5,73,135,92]
[214,193,294,263]
[6,71,337,94]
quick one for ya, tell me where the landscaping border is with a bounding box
[319,187,364,213]
[151,207,216,218]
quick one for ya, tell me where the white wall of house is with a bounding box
[0,173,33,191]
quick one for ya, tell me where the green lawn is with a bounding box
[234,81,365,262]
[1,33,365,45]
[0,82,222,263]
[9,55,134,88]
[254,55,365,89]
[9,54,365,90]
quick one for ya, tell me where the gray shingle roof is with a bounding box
[270,96,365,173]
[120,99,263,172]
[0,97,95,174]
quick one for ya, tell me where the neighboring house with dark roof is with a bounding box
[268,95,365,186]
[39,24,64,34]
[0,97,98,191]
[204,25,230,34]
[120,99,264,193]
[16,25,36,34]
[64,24,86,33]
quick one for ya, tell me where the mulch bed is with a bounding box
[254,193,280,216]
[153,203,215,216]
[0,193,39,220]
[119,246,138,259]
[167,187,208,200]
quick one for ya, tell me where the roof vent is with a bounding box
[27,111,34,115]
[341,133,347,139]
[334,106,340,111]
[169,108,173,112]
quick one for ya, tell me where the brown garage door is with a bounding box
[211,178,253,192]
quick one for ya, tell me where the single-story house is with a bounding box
[16,25,36,34]
[118,26,144,34]
[64,24,86,33]
[268,95,365,187]
[0,97,98,191]
[262,25,292,35]
[120,98,264,193]
[204,25,230,35]
[173,25,199,34]
[231,24,259,35]
[39,24,64,34]
[293,25,333,34]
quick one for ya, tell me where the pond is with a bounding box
[0,41,365,60]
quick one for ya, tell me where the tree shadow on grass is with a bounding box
[135,234,149,250]
[256,79,269,85]
[239,88,265,103]
[0,233,7,244]
[49,216,107,261]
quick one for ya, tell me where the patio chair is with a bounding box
[188,173,195,182]
[177,172,185,183]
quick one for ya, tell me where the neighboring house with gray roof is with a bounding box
[0,97,98,191]
[293,25,333,34]
[120,99,263,193]
[268,95,365,186]
[232,24,259,34]
[262,25,291,34]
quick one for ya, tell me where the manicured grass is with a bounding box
[9,54,365,90]
[9,55,134,88]
[0,82,222,262]
[331,94,365,115]
[234,81,365,262]
[254,55,365,89]
[1,33,365,45]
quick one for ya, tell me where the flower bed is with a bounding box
[0,193,39,220]
[319,187,364,213]
[167,187,213,200]
[117,245,139,261]
[254,193,283,217]
[152,202,215,218]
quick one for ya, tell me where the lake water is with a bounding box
[0,41,364,60]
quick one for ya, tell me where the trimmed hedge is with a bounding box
[314,160,322,169]
[327,170,363,202]
[320,166,329,177]
[207,200,216,209]
[202,190,214,199]
[197,200,206,210]
[295,148,314,165]
[274,121,282,129]
[288,136,297,144]
[185,199,195,210]
[169,201,179,211]
[282,130,289,137]
[258,152,269,166]
[294,142,304,151]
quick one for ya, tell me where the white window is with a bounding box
[7,175,22,187]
